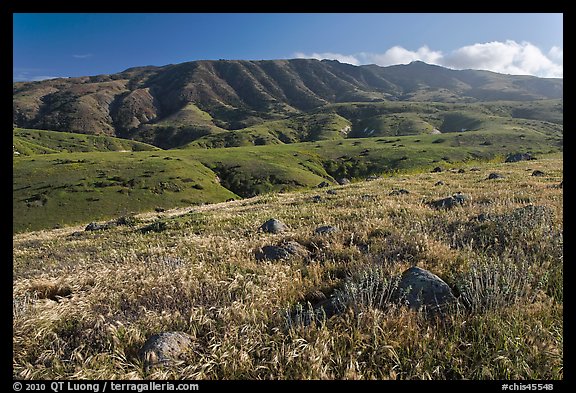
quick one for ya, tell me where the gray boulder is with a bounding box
[315,225,338,235]
[531,170,545,177]
[396,267,456,311]
[317,181,331,188]
[389,189,409,196]
[85,222,107,231]
[428,193,468,210]
[326,189,338,195]
[487,173,504,180]
[259,218,288,234]
[434,181,445,186]
[337,178,351,185]
[139,332,193,371]
[505,152,535,163]
[255,241,309,261]
[432,166,443,173]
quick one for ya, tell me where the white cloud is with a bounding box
[442,41,562,78]
[293,40,563,78]
[294,51,359,65]
[548,46,563,63]
[359,45,443,67]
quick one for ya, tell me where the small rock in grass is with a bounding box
[139,332,193,371]
[259,218,288,234]
[315,225,338,235]
[487,173,504,180]
[396,266,456,312]
[389,189,410,196]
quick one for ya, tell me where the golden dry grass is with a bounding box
[13,155,563,380]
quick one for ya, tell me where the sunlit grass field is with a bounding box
[13,154,562,379]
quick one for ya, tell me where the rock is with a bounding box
[531,170,545,177]
[255,245,291,261]
[337,178,351,185]
[487,173,504,180]
[396,267,456,311]
[389,189,410,196]
[255,241,309,261]
[259,218,288,234]
[139,332,193,371]
[281,241,310,258]
[315,225,338,235]
[360,194,377,201]
[366,175,380,181]
[458,169,466,173]
[317,181,331,188]
[428,193,468,210]
[85,222,107,231]
[312,195,323,203]
[469,168,480,172]
[505,152,535,163]
[326,189,337,195]
[434,181,445,186]
[432,166,443,173]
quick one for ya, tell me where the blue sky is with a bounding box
[13,13,563,81]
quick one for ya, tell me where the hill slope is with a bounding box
[13,59,562,148]
[13,155,563,379]
[13,123,562,233]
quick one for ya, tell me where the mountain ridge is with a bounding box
[13,59,563,148]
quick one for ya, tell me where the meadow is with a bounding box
[13,154,563,379]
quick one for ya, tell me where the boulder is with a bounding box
[505,152,535,163]
[315,225,338,235]
[531,170,545,177]
[255,241,309,261]
[139,332,193,371]
[458,169,466,173]
[487,173,504,180]
[326,189,338,195]
[337,178,351,185]
[259,218,288,234]
[312,195,323,203]
[85,222,107,231]
[432,166,443,173]
[389,189,409,196]
[396,267,456,311]
[428,193,468,210]
[434,181,445,186]
[317,181,331,188]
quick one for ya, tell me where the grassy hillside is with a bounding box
[13,128,159,156]
[13,155,563,379]
[13,124,562,233]
[187,113,351,148]
[13,151,237,233]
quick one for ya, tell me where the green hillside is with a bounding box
[13,128,159,156]
[13,151,237,232]
[14,124,562,233]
